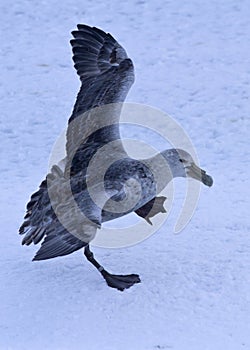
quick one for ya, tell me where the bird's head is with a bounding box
[162,149,213,187]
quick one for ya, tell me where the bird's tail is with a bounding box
[19,165,88,260]
[19,165,64,246]
[19,177,52,245]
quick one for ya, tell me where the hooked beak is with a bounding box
[186,163,213,187]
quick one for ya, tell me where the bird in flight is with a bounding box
[19,24,213,291]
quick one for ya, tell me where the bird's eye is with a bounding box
[179,159,184,163]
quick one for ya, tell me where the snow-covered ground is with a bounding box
[1,0,250,349]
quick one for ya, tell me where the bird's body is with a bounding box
[19,24,213,291]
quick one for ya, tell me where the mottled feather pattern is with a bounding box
[66,25,134,161]
[19,25,135,260]
[19,25,167,262]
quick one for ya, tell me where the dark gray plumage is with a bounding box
[19,25,213,291]
[20,25,135,261]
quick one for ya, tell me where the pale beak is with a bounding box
[187,163,213,187]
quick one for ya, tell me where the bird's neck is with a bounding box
[141,149,184,194]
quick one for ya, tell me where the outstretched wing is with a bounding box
[19,25,134,261]
[66,24,135,161]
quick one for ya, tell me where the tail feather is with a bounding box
[19,165,88,260]
[19,177,51,243]
[21,226,46,246]
[32,233,86,261]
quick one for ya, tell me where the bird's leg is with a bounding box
[84,245,141,291]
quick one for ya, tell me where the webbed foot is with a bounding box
[135,196,167,224]
[84,245,141,291]
[102,271,141,291]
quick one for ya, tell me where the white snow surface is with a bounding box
[1,0,250,349]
